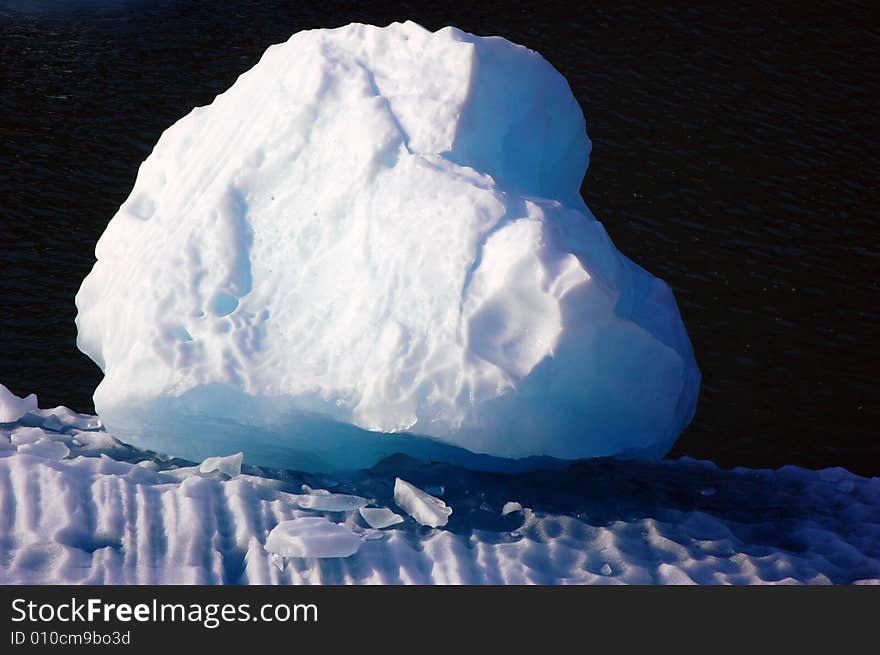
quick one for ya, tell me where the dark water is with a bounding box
[0,1,877,474]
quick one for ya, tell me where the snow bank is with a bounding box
[75,21,699,472]
[0,397,877,584]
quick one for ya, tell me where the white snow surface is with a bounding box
[0,396,878,584]
[75,21,699,472]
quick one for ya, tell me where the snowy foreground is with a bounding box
[1,391,877,585]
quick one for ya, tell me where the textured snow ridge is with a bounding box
[75,21,699,471]
[1,406,878,585]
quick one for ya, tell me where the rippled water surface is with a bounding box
[0,1,876,474]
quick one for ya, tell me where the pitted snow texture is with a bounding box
[1,409,876,585]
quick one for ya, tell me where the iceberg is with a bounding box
[75,21,700,472]
[501,501,523,516]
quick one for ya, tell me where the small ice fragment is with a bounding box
[264,517,363,558]
[362,529,385,541]
[296,489,369,512]
[359,507,404,529]
[158,466,201,482]
[11,427,45,446]
[34,406,101,430]
[425,485,445,496]
[237,474,288,492]
[700,487,717,497]
[501,501,523,515]
[35,414,64,431]
[68,429,121,456]
[270,553,286,571]
[199,452,243,477]
[394,477,452,527]
[0,384,38,423]
[600,563,613,576]
[18,439,69,461]
[836,480,855,493]
[818,467,848,483]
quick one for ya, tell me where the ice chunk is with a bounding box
[11,427,46,446]
[394,477,452,528]
[264,517,363,558]
[501,501,523,516]
[296,488,369,512]
[158,466,201,482]
[18,439,70,461]
[31,406,102,431]
[199,452,243,477]
[0,384,38,423]
[600,563,613,576]
[362,529,385,541]
[359,507,404,529]
[75,21,700,472]
[270,553,286,571]
[67,429,128,458]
